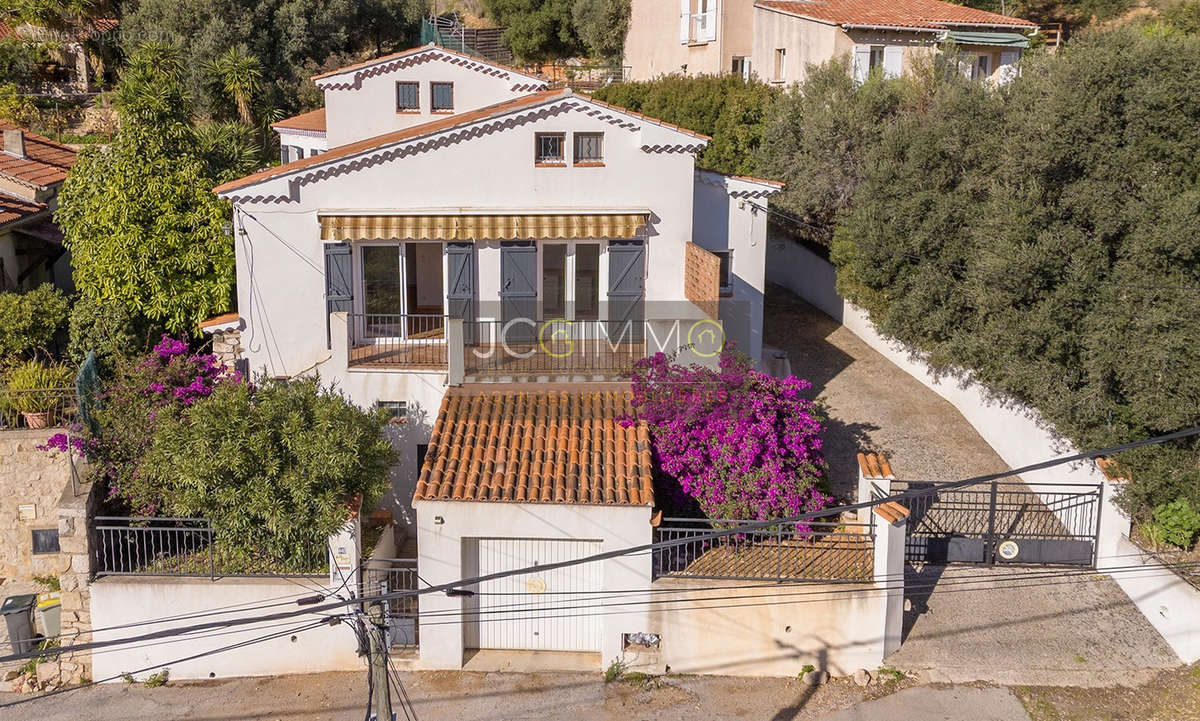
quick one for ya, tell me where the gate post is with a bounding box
[985,481,999,566]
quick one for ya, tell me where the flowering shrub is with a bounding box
[85,335,242,511]
[626,351,830,524]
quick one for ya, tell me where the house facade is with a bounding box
[624,0,759,81]
[753,0,1037,86]
[623,0,1036,85]
[213,44,780,669]
[0,123,76,292]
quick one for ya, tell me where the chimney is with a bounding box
[4,129,26,159]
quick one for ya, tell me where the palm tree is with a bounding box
[210,46,262,127]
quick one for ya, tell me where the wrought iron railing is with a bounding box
[653,518,876,583]
[463,319,646,377]
[0,387,78,430]
[347,313,448,368]
[92,516,327,579]
[362,558,419,649]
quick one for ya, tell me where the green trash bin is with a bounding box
[1,593,38,655]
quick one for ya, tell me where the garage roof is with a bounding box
[414,385,655,506]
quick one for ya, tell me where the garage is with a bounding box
[464,537,603,652]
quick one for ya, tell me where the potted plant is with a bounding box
[2,360,74,429]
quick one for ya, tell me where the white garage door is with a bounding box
[464,538,603,652]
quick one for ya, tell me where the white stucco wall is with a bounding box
[320,53,540,147]
[276,129,327,158]
[413,499,654,670]
[89,577,362,681]
[767,235,1199,662]
[752,7,845,85]
[693,172,771,361]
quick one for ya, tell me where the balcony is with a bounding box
[347,313,448,369]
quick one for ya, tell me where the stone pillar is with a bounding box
[54,477,100,685]
[210,328,245,368]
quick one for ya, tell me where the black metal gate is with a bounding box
[894,481,1103,566]
[362,559,419,650]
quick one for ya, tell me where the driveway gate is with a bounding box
[892,481,1103,566]
[361,558,419,650]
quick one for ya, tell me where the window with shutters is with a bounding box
[573,133,603,165]
[773,48,786,82]
[869,46,885,72]
[535,132,566,165]
[681,0,717,44]
[396,81,419,112]
[431,82,454,112]
[731,56,749,80]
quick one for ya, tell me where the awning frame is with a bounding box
[319,212,651,242]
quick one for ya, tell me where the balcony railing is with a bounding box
[92,516,327,579]
[653,518,876,583]
[0,387,78,430]
[462,319,646,379]
[347,313,448,368]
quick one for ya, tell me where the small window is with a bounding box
[773,48,786,82]
[377,400,407,424]
[430,82,454,112]
[32,528,60,554]
[731,56,749,80]
[416,443,429,471]
[712,250,733,293]
[973,55,991,80]
[280,145,291,164]
[396,81,419,112]
[535,132,565,165]
[869,46,885,72]
[293,146,304,160]
[573,133,603,164]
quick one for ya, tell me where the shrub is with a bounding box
[626,352,830,522]
[141,376,394,571]
[1146,500,1200,550]
[67,296,148,377]
[0,285,69,360]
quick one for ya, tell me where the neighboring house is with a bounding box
[273,108,327,163]
[624,0,759,81]
[753,0,1037,85]
[0,123,76,292]
[624,0,1036,85]
[213,44,780,670]
[0,18,117,94]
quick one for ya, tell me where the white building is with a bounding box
[213,44,783,670]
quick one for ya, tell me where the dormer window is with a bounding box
[431,82,454,112]
[396,81,419,112]
[535,133,565,165]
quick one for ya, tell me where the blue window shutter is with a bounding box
[324,242,353,349]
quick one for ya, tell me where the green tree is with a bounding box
[55,43,236,334]
[485,0,583,60]
[571,0,630,59]
[591,74,778,176]
[208,45,261,126]
[142,377,395,571]
[0,284,69,360]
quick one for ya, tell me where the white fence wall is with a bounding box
[767,233,1200,662]
[90,577,363,681]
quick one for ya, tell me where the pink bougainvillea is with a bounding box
[625,351,830,524]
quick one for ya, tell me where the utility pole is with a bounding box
[367,601,393,721]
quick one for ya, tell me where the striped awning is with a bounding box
[319,213,649,241]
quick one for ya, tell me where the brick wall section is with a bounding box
[684,242,720,320]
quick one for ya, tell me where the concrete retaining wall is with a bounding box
[90,576,363,681]
[767,234,1200,663]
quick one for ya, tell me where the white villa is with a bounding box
[213,44,808,671]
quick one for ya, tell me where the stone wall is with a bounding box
[0,431,72,583]
[210,328,244,368]
[53,479,99,684]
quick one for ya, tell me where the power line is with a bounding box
[4,426,1196,666]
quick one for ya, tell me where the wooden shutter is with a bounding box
[447,242,476,345]
[324,242,353,349]
[883,46,903,79]
[607,240,645,343]
[500,242,538,342]
[853,46,870,84]
[679,0,690,43]
[701,0,717,42]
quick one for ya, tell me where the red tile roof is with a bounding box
[413,386,655,506]
[757,0,1036,30]
[0,122,77,190]
[214,89,709,196]
[0,193,47,229]
[272,108,326,133]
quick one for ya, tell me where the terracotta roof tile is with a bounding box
[757,0,1036,29]
[272,108,326,133]
[857,452,894,479]
[413,386,655,507]
[0,193,48,229]
[0,122,77,189]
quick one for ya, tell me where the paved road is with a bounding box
[0,670,1031,721]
